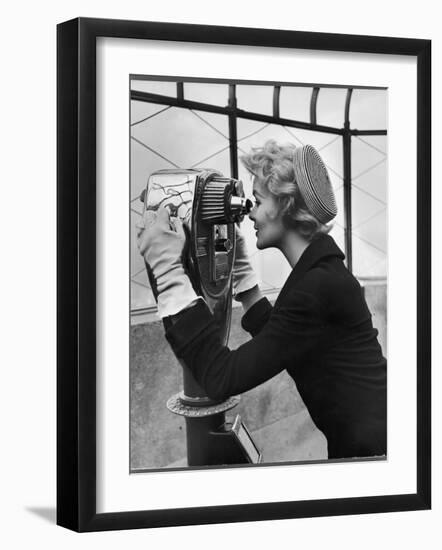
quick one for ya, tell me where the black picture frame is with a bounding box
[57,17,431,532]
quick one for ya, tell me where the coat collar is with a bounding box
[277,234,345,302]
[293,234,345,279]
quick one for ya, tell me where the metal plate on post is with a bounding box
[167,392,240,417]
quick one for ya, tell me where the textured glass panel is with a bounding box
[237,120,297,151]
[187,110,229,140]
[184,82,228,107]
[351,132,387,278]
[279,86,312,122]
[191,147,231,177]
[354,162,387,205]
[355,134,387,155]
[352,135,387,204]
[353,208,387,254]
[352,136,387,182]
[130,137,173,206]
[236,85,274,116]
[316,88,348,128]
[351,192,387,278]
[350,89,387,130]
[131,79,177,97]
[281,127,340,150]
[131,107,228,168]
[131,102,171,126]
[352,187,385,228]
[352,235,386,279]
[236,118,270,142]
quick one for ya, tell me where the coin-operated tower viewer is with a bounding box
[140,168,262,467]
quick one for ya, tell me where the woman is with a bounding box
[137,140,387,460]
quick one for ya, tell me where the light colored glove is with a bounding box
[232,224,259,301]
[136,207,199,318]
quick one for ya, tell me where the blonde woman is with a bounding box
[137,140,387,459]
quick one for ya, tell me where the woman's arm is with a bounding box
[235,284,264,313]
[166,288,324,401]
[137,207,322,400]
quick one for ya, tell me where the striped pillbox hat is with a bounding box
[293,144,338,224]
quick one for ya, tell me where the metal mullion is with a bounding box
[228,85,239,178]
[131,89,229,115]
[273,86,281,119]
[176,81,184,101]
[343,131,353,272]
[238,112,343,135]
[343,88,353,272]
[310,87,320,125]
[351,129,388,136]
[131,89,344,135]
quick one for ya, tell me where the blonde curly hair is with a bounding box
[240,140,332,241]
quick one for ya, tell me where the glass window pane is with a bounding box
[131,102,170,126]
[352,136,387,181]
[352,135,387,204]
[191,147,231,177]
[131,79,177,97]
[279,86,312,122]
[131,106,229,168]
[350,89,388,130]
[355,134,387,155]
[237,120,297,150]
[352,235,387,279]
[236,85,274,116]
[316,87,348,128]
[184,82,228,107]
[351,132,387,280]
[279,127,340,150]
[130,135,172,206]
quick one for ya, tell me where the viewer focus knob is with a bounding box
[200,177,252,224]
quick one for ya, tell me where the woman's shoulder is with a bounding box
[287,258,361,308]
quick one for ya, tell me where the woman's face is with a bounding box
[249,177,285,250]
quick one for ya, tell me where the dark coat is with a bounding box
[166,234,387,459]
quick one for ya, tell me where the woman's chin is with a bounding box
[255,233,273,250]
[256,237,280,251]
[255,238,265,250]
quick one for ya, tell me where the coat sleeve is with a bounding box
[165,289,325,401]
[240,297,273,336]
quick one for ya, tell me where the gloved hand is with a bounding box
[136,207,200,318]
[232,223,259,301]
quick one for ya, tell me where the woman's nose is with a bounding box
[248,207,256,222]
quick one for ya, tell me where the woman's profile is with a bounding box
[137,140,387,460]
